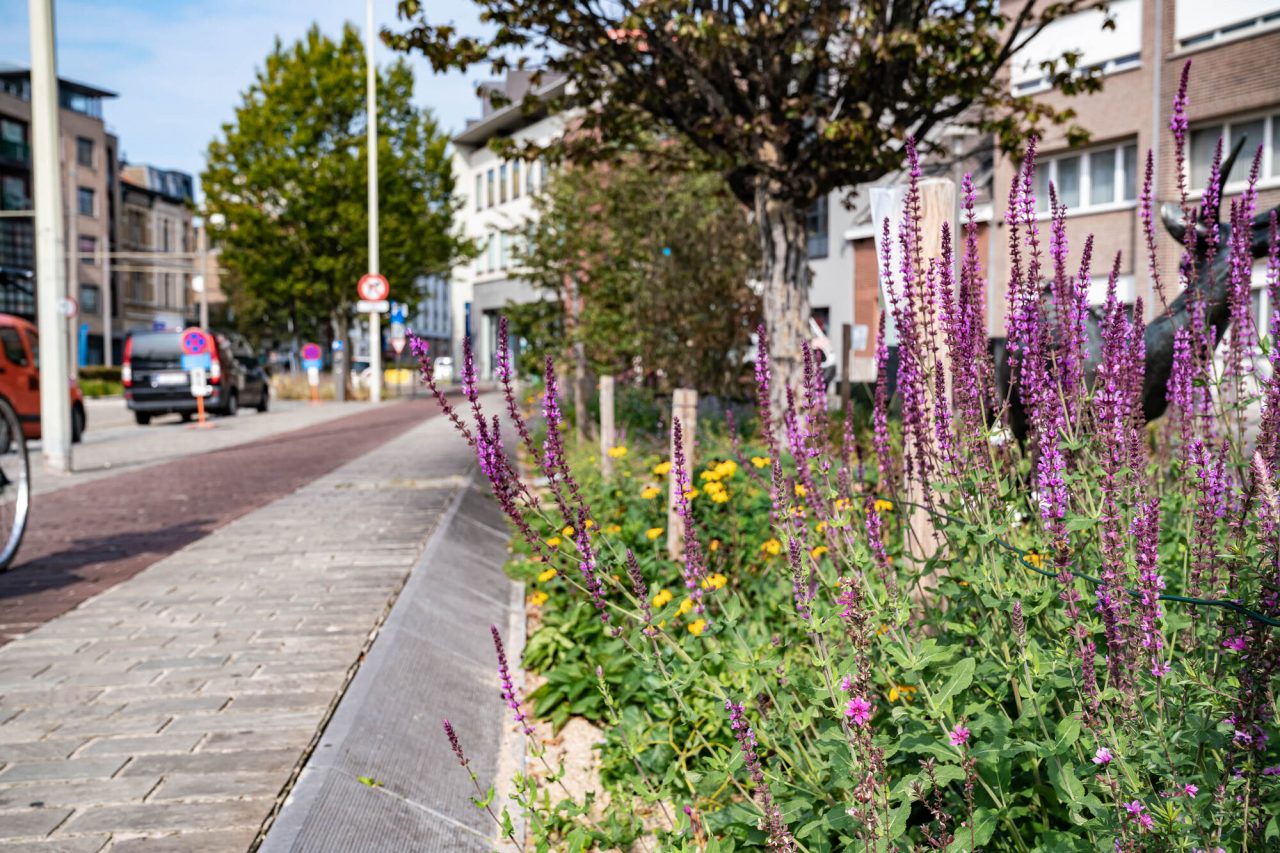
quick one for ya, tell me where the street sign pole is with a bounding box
[366,0,382,405]
[302,343,323,405]
[29,0,72,473]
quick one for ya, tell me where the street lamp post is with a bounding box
[29,0,72,473]
[366,0,382,404]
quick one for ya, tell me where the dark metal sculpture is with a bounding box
[998,138,1278,437]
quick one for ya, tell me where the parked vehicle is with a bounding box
[123,328,270,425]
[0,313,86,442]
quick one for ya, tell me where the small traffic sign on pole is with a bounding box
[357,273,389,302]
[389,302,406,356]
[302,342,323,404]
[356,300,389,314]
[181,328,215,428]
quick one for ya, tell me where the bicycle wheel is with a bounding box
[0,398,30,571]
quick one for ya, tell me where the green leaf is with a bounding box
[357,775,383,788]
[1053,715,1081,753]
[1051,764,1085,805]
[930,657,975,711]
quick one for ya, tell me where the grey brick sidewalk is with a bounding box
[0,404,491,851]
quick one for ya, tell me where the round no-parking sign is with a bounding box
[357,273,389,302]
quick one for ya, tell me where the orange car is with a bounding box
[0,314,86,443]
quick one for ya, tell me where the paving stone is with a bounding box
[0,777,160,809]
[0,807,73,839]
[0,834,110,852]
[148,771,284,802]
[102,827,259,852]
[158,711,318,735]
[75,734,203,757]
[117,748,300,779]
[197,730,313,754]
[225,692,330,711]
[63,799,271,834]
[0,741,87,762]
[115,698,229,717]
[0,758,128,784]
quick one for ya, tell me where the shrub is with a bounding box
[79,365,122,383]
[420,68,1279,851]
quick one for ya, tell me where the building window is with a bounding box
[1189,112,1280,191]
[499,163,508,204]
[1032,142,1139,214]
[77,187,94,217]
[1,175,26,211]
[806,195,829,259]
[76,136,94,168]
[499,231,509,269]
[486,168,495,208]
[475,174,482,211]
[78,235,96,264]
[486,234,495,272]
[0,119,26,164]
[80,284,100,314]
[1175,0,1280,49]
[511,160,521,199]
[1011,0,1142,94]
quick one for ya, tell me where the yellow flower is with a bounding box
[529,591,549,607]
[715,460,738,478]
[790,506,806,518]
[653,461,672,476]
[607,446,628,458]
[700,470,721,482]
[646,527,664,541]
[677,597,694,616]
[687,618,708,636]
[811,546,829,559]
[546,536,562,548]
[562,525,575,537]
[1025,552,1045,569]
[652,589,673,608]
[834,498,851,511]
[751,456,771,468]
[709,539,720,552]
[641,486,662,500]
[711,491,730,504]
[815,521,828,533]
[537,568,558,583]
[874,499,894,513]
[684,488,699,500]
[761,538,782,556]
[794,483,807,497]
[605,523,622,534]
[888,684,917,703]
[584,519,595,529]
[700,573,727,591]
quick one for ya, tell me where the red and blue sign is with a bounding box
[180,327,213,370]
[302,342,323,371]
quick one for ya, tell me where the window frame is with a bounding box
[806,195,829,259]
[75,136,94,168]
[76,186,95,217]
[1033,141,1139,217]
[1186,110,1280,197]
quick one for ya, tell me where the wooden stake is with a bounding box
[599,375,615,476]
[840,322,852,413]
[666,387,698,560]
[196,394,206,427]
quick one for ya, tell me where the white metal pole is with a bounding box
[366,0,382,404]
[198,218,209,329]
[29,0,71,473]
[101,212,112,365]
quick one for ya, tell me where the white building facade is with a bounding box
[449,72,567,378]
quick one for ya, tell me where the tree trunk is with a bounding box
[333,309,350,403]
[754,186,811,420]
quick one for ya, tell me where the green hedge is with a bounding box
[79,365,122,382]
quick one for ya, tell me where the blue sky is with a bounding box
[0,0,494,185]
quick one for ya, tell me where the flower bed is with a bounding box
[417,67,1279,851]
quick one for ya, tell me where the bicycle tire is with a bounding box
[0,398,31,571]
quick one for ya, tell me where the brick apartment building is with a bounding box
[992,0,1280,336]
[0,64,119,365]
[118,164,196,340]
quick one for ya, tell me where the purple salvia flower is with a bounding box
[409,332,474,448]
[1140,149,1170,310]
[1133,498,1170,678]
[1260,212,1280,471]
[574,509,611,627]
[671,418,708,611]
[755,325,778,458]
[491,624,533,736]
[625,550,656,638]
[872,312,894,494]
[845,695,873,727]
[725,700,797,851]
[443,719,468,767]
[1171,60,1192,204]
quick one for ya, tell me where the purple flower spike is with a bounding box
[491,625,533,736]
[443,718,468,767]
[725,700,796,850]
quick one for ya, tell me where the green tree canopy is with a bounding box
[203,23,463,352]
[517,143,760,397]
[389,0,1110,404]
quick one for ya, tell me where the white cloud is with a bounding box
[0,0,495,186]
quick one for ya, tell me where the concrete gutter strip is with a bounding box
[260,472,523,852]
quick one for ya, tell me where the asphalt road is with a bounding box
[0,397,443,644]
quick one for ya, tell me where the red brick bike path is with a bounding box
[0,398,441,644]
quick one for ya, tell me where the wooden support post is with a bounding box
[666,387,698,560]
[599,375,615,476]
[840,322,852,414]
